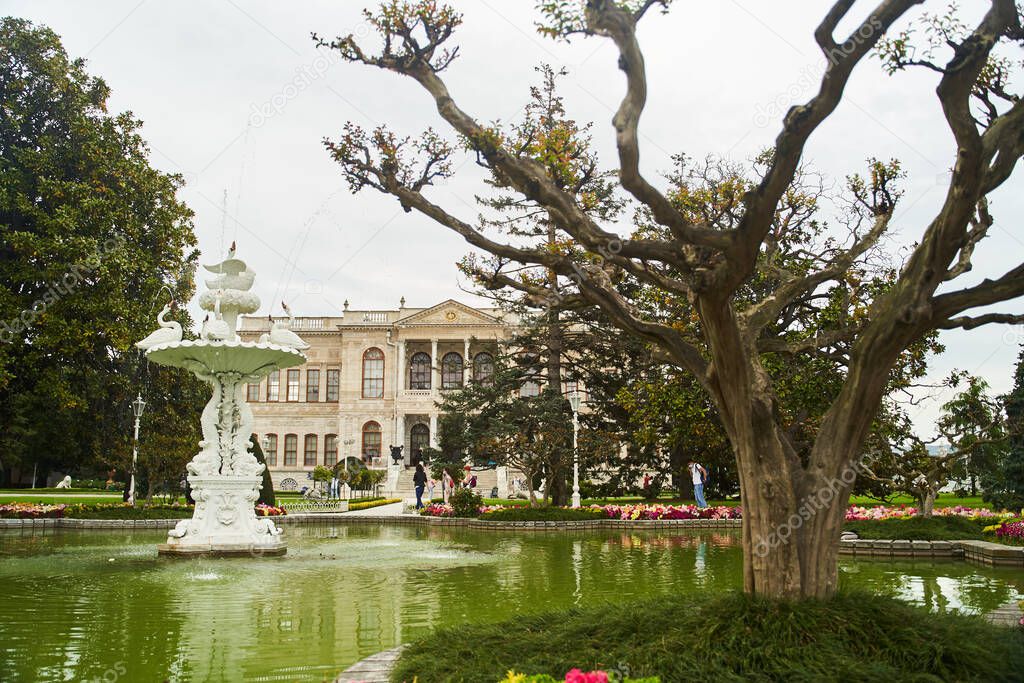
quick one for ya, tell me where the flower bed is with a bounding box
[599,504,741,521]
[347,497,402,512]
[255,503,287,517]
[845,505,1013,521]
[984,519,1024,546]
[0,502,66,519]
[422,502,740,521]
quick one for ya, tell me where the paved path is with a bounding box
[345,501,406,516]
[335,646,404,682]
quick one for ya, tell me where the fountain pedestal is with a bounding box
[159,476,285,556]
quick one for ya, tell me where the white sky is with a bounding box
[4,0,1023,435]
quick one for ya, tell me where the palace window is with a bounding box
[441,352,463,389]
[362,348,385,398]
[563,378,579,397]
[473,352,494,384]
[264,434,278,466]
[362,421,382,461]
[326,369,340,402]
[306,369,320,402]
[246,382,260,401]
[409,352,431,390]
[267,371,280,402]
[284,434,297,466]
[324,434,338,466]
[304,434,317,466]
[286,369,300,402]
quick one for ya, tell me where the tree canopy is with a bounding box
[0,17,201,484]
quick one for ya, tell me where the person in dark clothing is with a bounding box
[413,463,428,509]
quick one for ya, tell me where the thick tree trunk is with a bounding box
[734,430,852,599]
[917,489,937,517]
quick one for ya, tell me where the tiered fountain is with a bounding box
[137,245,308,556]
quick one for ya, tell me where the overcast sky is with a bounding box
[5,0,1023,434]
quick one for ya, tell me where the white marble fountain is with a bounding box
[137,246,308,556]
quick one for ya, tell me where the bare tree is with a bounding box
[316,1,1024,598]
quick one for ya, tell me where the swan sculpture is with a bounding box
[136,302,183,350]
[269,302,309,349]
[202,294,232,341]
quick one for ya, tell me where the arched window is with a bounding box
[409,352,431,390]
[473,352,494,384]
[362,421,382,462]
[284,434,298,466]
[362,348,385,398]
[410,423,430,457]
[264,434,278,466]
[304,434,318,466]
[441,352,463,389]
[324,434,337,466]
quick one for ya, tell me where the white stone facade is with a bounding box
[238,299,513,490]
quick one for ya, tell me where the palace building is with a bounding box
[239,299,515,491]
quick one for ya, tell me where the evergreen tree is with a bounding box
[986,348,1024,512]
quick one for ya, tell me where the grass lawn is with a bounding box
[392,591,1024,683]
[848,492,991,509]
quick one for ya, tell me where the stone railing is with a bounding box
[400,389,434,399]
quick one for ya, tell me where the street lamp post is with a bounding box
[128,393,146,506]
[568,391,582,508]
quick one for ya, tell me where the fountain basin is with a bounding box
[158,476,286,557]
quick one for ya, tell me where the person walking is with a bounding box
[688,459,708,508]
[413,463,428,510]
[427,477,436,503]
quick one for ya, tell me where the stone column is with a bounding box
[396,412,406,449]
[431,338,439,391]
[463,339,471,385]
[397,339,406,393]
[429,412,438,448]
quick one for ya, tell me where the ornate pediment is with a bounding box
[395,300,502,327]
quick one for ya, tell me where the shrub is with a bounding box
[481,506,606,522]
[347,497,401,512]
[63,502,194,519]
[392,591,1024,682]
[843,515,989,540]
[449,487,483,518]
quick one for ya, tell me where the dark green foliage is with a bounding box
[449,487,483,518]
[843,516,989,540]
[429,458,466,486]
[249,435,276,507]
[479,506,606,521]
[63,503,193,519]
[391,592,1024,683]
[0,18,199,484]
[986,347,1024,513]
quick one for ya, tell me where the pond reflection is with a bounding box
[0,525,1019,682]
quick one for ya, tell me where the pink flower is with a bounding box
[564,669,609,683]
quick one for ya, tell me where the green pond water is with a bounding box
[0,525,1021,682]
